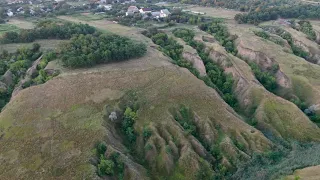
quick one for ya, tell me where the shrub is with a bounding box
[142,126,152,141]
[97,142,107,155]
[98,156,115,176]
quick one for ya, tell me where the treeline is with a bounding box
[167,0,292,12]
[0,20,96,44]
[235,5,320,24]
[59,33,146,68]
[142,28,200,77]
[199,21,238,55]
[166,9,206,25]
[173,28,238,108]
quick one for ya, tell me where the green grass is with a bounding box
[0,39,68,53]
[0,24,20,36]
[71,13,107,21]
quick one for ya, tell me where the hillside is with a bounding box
[0,3,320,180]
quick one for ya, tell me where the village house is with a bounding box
[139,7,152,15]
[126,5,139,16]
[151,11,160,18]
[98,4,112,10]
[7,10,14,17]
[160,9,170,18]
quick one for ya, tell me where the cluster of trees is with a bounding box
[0,20,96,44]
[248,62,277,92]
[199,21,238,55]
[23,51,58,88]
[291,20,317,41]
[290,98,320,123]
[0,44,42,110]
[235,5,320,24]
[172,28,238,108]
[172,28,195,42]
[122,107,138,144]
[142,28,200,77]
[59,33,146,68]
[167,0,292,12]
[95,143,125,178]
[166,9,205,25]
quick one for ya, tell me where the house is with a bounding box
[126,6,139,16]
[17,7,23,12]
[151,11,160,18]
[139,8,152,14]
[160,9,170,18]
[7,11,14,17]
[100,0,107,3]
[98,4,112,10]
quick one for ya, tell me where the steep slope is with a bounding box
[192,31,320,141]
[0,42,272,179]
[227,23,320,114]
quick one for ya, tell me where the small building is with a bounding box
[98,4,112,10]
[126,6,139,16]
[7,11,14,17]
[139,8,152,14]
[100,0,107,3]
[160,9,170,18]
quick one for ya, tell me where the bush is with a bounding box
[98,156,115,176]
[97,142,107,155]
[142,126,152,141]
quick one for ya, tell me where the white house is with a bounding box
[160,9,170,18]
[98,4,112,10]
[139,8,152,14]
[7,11,14,17]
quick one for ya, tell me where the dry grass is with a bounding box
[7,18,35,29]
[285,165,320,180]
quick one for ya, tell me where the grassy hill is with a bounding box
[1,12,320,179]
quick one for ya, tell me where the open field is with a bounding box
[7,18,35,29]
[163,4,243,20]
[70,13,108,21]
[0,39,68,53]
